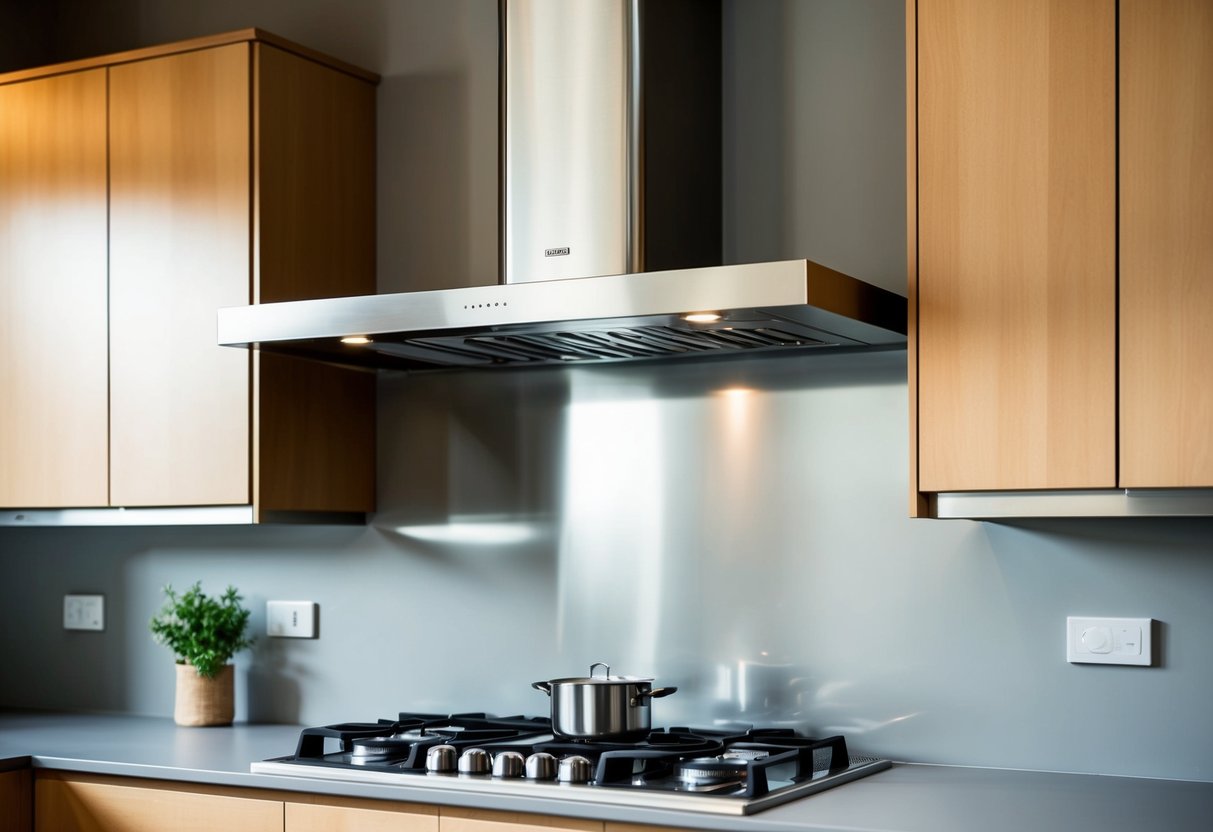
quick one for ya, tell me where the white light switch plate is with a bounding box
[267,600,318,638]
[64,594,105,631]
[1067,616,1152,666]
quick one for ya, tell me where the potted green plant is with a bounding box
[149,582,254,726]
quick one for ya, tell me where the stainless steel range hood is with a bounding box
[218,0,906,371]
[219,259,905,370]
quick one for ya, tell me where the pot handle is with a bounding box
[532,681,552,696]
[589,662,611,679]
[633,686,678,702]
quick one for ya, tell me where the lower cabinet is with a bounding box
[437,810,690,832]
[440,808,601,832]
[285,795,437,831]
[33,774,685,832]
[1,769,32,832]
[35,775,279,832]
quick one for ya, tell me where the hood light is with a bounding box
[683,312,722,323]
[341,335,372,345]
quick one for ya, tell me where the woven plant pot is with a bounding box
[174,663,234,727]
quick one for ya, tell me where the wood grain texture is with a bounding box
[254,353,375,514]
[905,0,928,516]
[253,42,376,303]
[34,770,320,804]
[1119,0,1213,487]
[34,778,280,832]
[108,44,252,507]
[0,69,109,508]
[285,797,436,831]
[0,769,32,832]
[440,807,602,832]
[916,0,1116,491]
[251,42,377,515]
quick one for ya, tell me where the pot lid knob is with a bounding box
[492,750,525,778]
[524,752,558,781]
[425,744,457,773]
[457,747,492,775]
[557,754,594,784]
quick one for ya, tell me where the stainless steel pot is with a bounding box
[532,662,677,740]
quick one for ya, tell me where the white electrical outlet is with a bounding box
[64,594,105,631]
[1067,617,1153,666]
[267,600,318,638]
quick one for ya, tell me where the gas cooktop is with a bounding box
[251,712,890,815]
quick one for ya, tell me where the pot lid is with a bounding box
[548,662,652,685]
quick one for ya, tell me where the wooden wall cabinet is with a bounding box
[907,0,1213,515]
[0,31,377,520]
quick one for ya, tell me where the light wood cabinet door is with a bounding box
[1119,0,1213,487]
[108,43,253,507]
[0,69,109,508]
[285,795,437,831]
[914,0,1117,493]
[35,777,280,832]
[440,807,602,832]
[0,769,32,832]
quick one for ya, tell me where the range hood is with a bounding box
[218,0,906,371]
[219,259,905,370]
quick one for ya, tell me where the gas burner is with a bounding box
[392,726,461,742]
[350,736,416,764]
[674,756,753,788]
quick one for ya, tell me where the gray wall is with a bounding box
[2,0,1212,783]
[0,1,54,73]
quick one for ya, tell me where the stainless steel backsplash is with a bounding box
[4,351,1213,782]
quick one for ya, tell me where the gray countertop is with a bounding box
[2,711,1211,831]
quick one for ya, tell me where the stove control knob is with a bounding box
[425,744,457,773]
[492,750,525,778]
[557,754,593,784]
[524,752,558,781]
[457,747,492,775]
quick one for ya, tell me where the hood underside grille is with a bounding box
[378,321,829,367]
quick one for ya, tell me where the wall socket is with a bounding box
[267,600,318,638]
[1067,616,1153,666]
[64,594,105,631]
